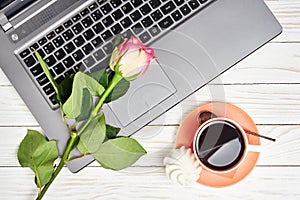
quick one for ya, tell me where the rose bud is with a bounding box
[109,35,156,81]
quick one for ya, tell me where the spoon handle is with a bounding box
[245,130,276,142]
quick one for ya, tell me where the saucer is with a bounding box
[176,102,260,187]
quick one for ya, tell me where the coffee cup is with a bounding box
[193,117,260,174]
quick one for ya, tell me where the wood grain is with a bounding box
[0,167,299,200]
[1,125,299,167]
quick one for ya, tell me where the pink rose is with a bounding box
[109,36,156,81]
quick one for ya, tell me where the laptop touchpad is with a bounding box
[107,61,176,127]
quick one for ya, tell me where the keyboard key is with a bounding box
[80,8,90,17]
[37,74,49,86]
[30,43,39,51]
[149,26,161,37]
[82,16,93,28]
[54,49,66,60]
[44,55,57,67]
[63,56,75,68]
[64,69,76,77]
[37,49,46,58]
[83,56,96,68]
[63,20,73,28]
[130,10,142,22]
[72,49,84,61]
[72,14,81,22]
[101,3,112,14]
[101,30,113,41]
[161,1,176,15]
[149,0,161,9]
[49,94,57,105]
[46,31,56,40]
[24,55,36,67]
[72,23,84,34]
[120,17,133,29]
[102,16,114,28]
[91,36,103,48]
[38,37,47,46]
[62,29,74,41]
[140,4,151,15]
[43,83,55,95]
[111,23,123,35]
[43,42,55,54]
[30,64,43,76]
[93,22,105,34]
[121,2,133,14]
[64,42,76,54]
[74,35,85,47]
[171,10,183,21]
[55,26,64,34]
[180,4,191,15]
[103,42,113,54]
[89,2,98,11]
[97,0,106,6]
[53,36,65,48]
[131,0,143,7]
[132,23,143,35]
[112,9,123,21]
[199,0,208,3]
[189,0,200,9]
[53,63,65,75]
[91,10,103,21]
[158,16,174,29]
[55,76,64,84]
[82,43,94,55]
[174,0,185,6]
[151,10,163,21]
[93,49,106,61]
[74,62,85,72]
[141,16,153,28]
[83,29,95,41]
[90,57,109,72]
[122,29,133,39]
[139,31,151,43]
[20,49,30,58]
[110,0,122,8]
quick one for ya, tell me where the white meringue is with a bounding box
[163,146,202,186]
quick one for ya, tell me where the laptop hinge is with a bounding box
[0,13,12,32]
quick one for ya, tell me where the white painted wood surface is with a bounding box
[0,0,300,199]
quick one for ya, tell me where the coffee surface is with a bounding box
[195,121,245,171]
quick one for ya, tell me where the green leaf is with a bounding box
[33,141,59,187]
[35,51,59,98]
[62,72,105,119]
[57,75,74,104]
[105,79,130,103]
[106,125,120,139]
[17,130,58,188]
[77,115,106,154]
[93,137,146,170]
[76,88,93,122]
[90,69,109,89]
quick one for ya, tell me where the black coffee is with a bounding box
[195,120,245,171]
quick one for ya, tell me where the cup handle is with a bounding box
[247,144,261,152]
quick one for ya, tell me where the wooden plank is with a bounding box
[0,167,299,200]
[1,84,300,126]
[266,1,300,43]
[0,125,299,167]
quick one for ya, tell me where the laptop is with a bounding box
[0,0,281,172]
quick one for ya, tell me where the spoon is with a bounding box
[197,111,276,142]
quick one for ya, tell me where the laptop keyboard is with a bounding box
[17,0,212,109]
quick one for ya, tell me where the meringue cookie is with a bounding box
[163,146,202,186]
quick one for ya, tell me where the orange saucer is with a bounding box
[176,102,260,187]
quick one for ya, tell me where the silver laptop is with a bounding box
[0,0,281,172]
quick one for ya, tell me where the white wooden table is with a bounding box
[1,1,300,199]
